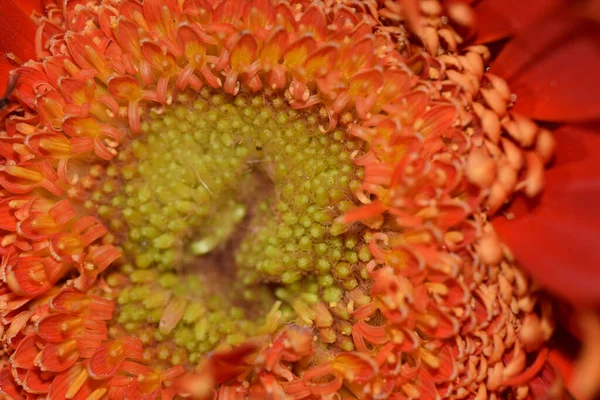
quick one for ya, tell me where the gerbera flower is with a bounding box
[0,0,597,400]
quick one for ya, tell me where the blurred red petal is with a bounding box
[493,124,600,306]
[0,368,24,400]
[10,0,42,16]
[472,0,564,43]
[489,6,600,122]
[0,0,37,93]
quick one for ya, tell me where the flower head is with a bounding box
[0,0,597,399]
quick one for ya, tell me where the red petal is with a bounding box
[208,339,263,383]
[49,200,76,226]
[85,296,115,321]
[213,0,244,24]
[143,0,179,37]
[493,123,600,306]
[302,363,343,395]
[382,90,430,126]
[46,363,82,400]
[416,307,460,339]
[412,368,439,400]
[36,314,82,343]
[22,368,51,394]
[304,45,338,80]
[490,7,600,122]
[50,289,114,320]
[342,200,386,223]
[85,244,120,272]
[5,256,63,297]
[50,289,89,314]
[471,0,563,43]
[332,352,379,383]
[88,337,143,379]
[503,348,550,386]
[39,340,79,372]
[284,36,317,71]
[0,368,24,400]
[430,345,457,383]
[419,104,457,138]
[299,6,328,40]
[351,320,388,352]
[73,216,108,247]
[230,33,259,70]
[0,0,37,94]
[10,334,38,369]
[243,0,274,33]
[0,198,19,231]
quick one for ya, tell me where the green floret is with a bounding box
[95,91,372,367]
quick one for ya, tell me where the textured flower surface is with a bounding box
[0,0,598,399]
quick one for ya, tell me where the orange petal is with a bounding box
[273,2,296,33]
[142,0,179,38]
[46,362,85,400]
[0,367,24,400]
[22,368,51,394]
[302,363,343,395]
[416,307,460,339]
[206,338,263,384]
[0,198,20,231]
[50,289,114,320]
[72,216,108,247]
[304,44,338,80]
[213,0,244,24]
[140,41,178,76]
[284,35,317,71]
[88,337,143,379]
[230,33,259,71]
[382,90,430,126]
[342,200,386,223]
[351,320,388,352]
[243,0,274,33]
[65,32,111,81]
[26,132,72,160]
[113,18,144,62]
[259,28,287,67]
[182,0,213,23]
[493,123,600,306]
[11,65,51,110]
[418,104,457,138]
[11,334,39,369]
[377,69,414,107]
[74,244,121,290]
[332,352,379,383]
[299,6,327,40]
[38,340,80,372]
[5,256,63,297]
[36,314,82,343]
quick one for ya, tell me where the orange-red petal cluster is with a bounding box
[0,0,598,399]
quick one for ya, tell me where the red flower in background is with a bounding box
[0,0,598,399]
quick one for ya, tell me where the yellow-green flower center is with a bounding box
[91,90,370,366]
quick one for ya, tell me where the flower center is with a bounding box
[87,89,370,366]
